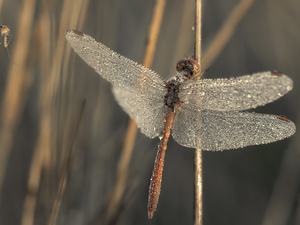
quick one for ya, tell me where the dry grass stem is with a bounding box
[202,0,255,69]
[45,0,86,222]
[21,133,45,225]
[168,0,194,78]
[48,100,86,225]
[106,0,166,222]
[20,0,88,224]
[62,0,88,87]
[0,0,4,17]
[57,0,87,192]
[194,149,203,225]
[194,0,203,224]
[194,1,255,224]
[0,0,37,199]
[20,10,52,225]
[194,0,202,69]
[142,0,166,68]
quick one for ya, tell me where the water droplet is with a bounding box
[159,134,163,140]
[192,26,195,31]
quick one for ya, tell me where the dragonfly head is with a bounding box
[176,57,199,79]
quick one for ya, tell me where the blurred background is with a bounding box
[0,0,299,224]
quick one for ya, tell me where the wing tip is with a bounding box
[65,30,84,40]
[277,115,290,122]
[271,70,283,76]
[71,29,84,36]
[268,71,294,92]
[277,116,296,136]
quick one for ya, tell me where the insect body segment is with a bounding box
[149,58,200,218]
[0,25,12,48]
[0,25,18,66]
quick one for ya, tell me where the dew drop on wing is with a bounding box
[172,108,296,151]
[158,133,163,140]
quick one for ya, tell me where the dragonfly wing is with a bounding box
[172,107,296,151]
[113,86,165,138]
[66,30,165,98]
[179,72,293,111]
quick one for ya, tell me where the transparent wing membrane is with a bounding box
[66,30,165,98]
[66,30,295,151]
[113,86,165,138]
[179,72,293,111]
[172,108,296,151]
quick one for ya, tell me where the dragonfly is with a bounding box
[65,30,296,219]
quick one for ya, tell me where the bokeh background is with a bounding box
[0,0,299,224]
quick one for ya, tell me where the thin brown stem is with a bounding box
[48,100,86,225]
[0,0,37,200]
[194,149,203,225]
[193,1,255,223]
[21,125,45,225]
[106,0,166,222]
[0,0,3,14]
[194,0,202,225]
[143,0,166,68]
[20,10,52,225]
[202,0,255,69]
[194,0,202,71]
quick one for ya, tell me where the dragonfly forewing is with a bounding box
[65,30,165,98]
[172,108,296,151]
[179,72,293,111]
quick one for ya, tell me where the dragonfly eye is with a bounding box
[176,58,199,78]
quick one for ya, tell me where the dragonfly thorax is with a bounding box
[164,78,181,111]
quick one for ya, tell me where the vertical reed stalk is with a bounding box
[194,1,202,225]
[48,100,85,225]
[106,0,166,222]
[202,0,255,69]
[0,0,37,200]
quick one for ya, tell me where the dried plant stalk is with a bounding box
[202,0,255,69]
[0,0,37,199]
[48,100,85,225]
[194,0,203,224]
[106,0,166,222]
[0,0,4,15]
[46,0,88,223]
[20,10,52,225]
